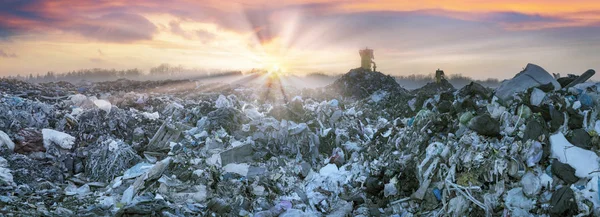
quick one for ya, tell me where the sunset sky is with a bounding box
[1,0,600,79]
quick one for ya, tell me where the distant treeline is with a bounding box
[300,72,501,89]
[4,64,242,83]
[394,74,500,89]
[4,65,501,89]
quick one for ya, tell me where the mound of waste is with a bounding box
[327,68,409,99]
[327,68,414,118]
[0,63,600,216]
[409,78,457,114]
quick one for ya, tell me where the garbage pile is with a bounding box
[328,68,414,119]
[0,64,599,216]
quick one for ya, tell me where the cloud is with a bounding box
[235,2,345,44]
[0,0,46,20]
[0,28,12,39]
[468,11,578,30]
[195,29,215,41]
[0,0,598,43]
[483,12,563,23]
[89,58,104,63]
[0,49,17,58]
[0,0,59,38]
[396,9,578,30]
[67,13,157,42]
[168,20,216,43]
[243,8,275,44]
[169,20,186,37]
[0,1,157,42]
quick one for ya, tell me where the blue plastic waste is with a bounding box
[408,117,415,127]
[0,196,12,203]
[597,176,600,200]
[525,142,543,167]
[545,165,552,177]
[9,97,22,106]
[579,94,593,107]
[433,187,442,201]
[186,203,202,212]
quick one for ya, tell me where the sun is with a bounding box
[266,63,286,79]
[259,55,288,76]
[269,64,286,74]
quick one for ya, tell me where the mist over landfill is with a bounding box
[3,1,600,216]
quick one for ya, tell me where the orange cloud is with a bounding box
[335,0,600,14]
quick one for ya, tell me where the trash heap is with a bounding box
[328,68,414,119]
[0,64,599,216]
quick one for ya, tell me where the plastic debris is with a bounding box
[530,88,546,106]
[550,133,600,178]
[0,130,15,151]
[564,69,595,89]
[86,139,142,182]
[520,172,541,197]
[550,187,577,216]
[468,114,500,136]
[65,183,90,196]
[495,63,560,103]
[551,160,579,184]
[142,112,160,120]
[93,99,112,114]
[223,163,250,176]
[0,63,598,216]
[42,129,75,150]
[504,188,536,215]
[0,157,14,186]
[525,141,543,167]
[123,162,154,179]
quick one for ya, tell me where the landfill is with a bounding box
[0,63,600,216]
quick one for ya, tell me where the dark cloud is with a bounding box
[68,13,156,42]
[482,11,566,23]
[0,27,13,38]
[0,49,17,58]
[0,0,47,20]
[0,1,156,42]
[0,22,31,39]
[0,0,59,38]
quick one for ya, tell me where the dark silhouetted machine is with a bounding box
[435,69,445,83]
[359,48,376,71]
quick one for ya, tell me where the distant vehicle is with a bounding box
[359,48,376,71]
